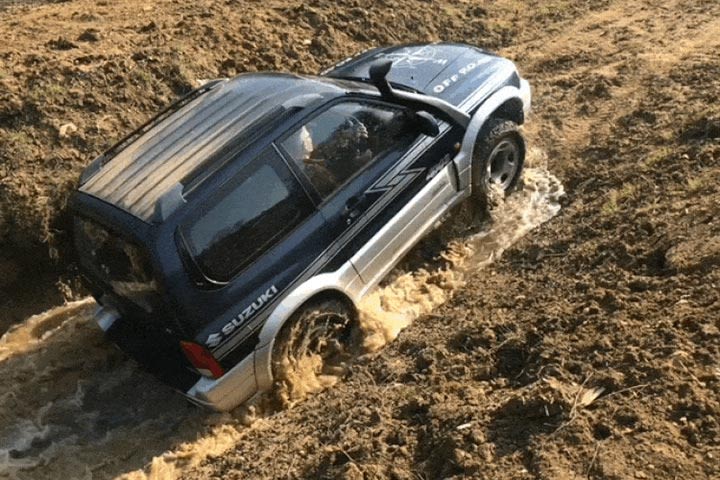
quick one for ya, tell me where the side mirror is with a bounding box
[414,111,440,137]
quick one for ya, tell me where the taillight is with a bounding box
[180,341,225,379]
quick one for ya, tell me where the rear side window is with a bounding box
[181,148,314,283]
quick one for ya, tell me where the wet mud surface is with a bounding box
[0,300,208,479]
[1,0,720,479]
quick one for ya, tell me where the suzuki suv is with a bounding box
[71,43,531,410]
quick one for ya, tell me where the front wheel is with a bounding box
[471,118,526,201]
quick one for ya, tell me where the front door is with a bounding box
[278,99,425,270]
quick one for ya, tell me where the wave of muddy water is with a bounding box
[358,154,564,352]
[0,150,563,480]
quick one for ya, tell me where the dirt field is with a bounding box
[1,0,719,479]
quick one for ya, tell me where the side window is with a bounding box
[281,102,419,198]
[180,149,314,283]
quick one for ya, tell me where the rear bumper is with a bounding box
[94,306,259,411]
[185,354,258,411]
[95,306,202,391]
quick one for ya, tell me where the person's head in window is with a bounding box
[321,116,368,159]
[283,125,314,162]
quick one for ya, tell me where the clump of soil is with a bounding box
[1,0,719,479]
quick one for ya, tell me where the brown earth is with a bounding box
[1,0,719,479]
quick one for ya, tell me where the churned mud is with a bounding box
[0,299,204,479]
[2,0,720,479]
[358,159,564,353]
[0,297,267,480]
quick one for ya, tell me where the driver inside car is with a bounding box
[284,114,372,197]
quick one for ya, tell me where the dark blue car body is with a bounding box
[71,43,531,410]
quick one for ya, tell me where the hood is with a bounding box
[323,43,518,109]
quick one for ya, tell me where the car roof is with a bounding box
[80,73,356,222]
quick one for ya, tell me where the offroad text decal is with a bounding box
[205,285,278,348]
[432,58,495,93]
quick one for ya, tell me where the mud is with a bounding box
[0,297,265,480]
[358,159,564,354]
[0,299,206,479]
[0,164,561,479]
[2,0,720,479]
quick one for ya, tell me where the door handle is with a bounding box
[344,194,364,224]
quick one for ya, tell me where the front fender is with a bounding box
[453,83,530,191]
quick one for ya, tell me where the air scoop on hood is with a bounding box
[323,43,516,108]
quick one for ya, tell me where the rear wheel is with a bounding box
[271,299,356,406]
[471,119,525,210]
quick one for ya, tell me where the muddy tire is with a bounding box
[471,119,526,210]
[271,299,356,405]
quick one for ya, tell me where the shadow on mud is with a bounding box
[0,253,66,338]
[487,396,564,458]
[0,301,210,479]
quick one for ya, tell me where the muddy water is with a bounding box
[0,300,219,480]
[359,152,564,351]
[0,152,563,479]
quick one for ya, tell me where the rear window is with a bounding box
[180,148,314,283]
[74,217,159,312]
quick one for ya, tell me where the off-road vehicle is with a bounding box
[71,43,531,410]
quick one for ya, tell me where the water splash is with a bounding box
[0,300,216,480]
[357,157,564,351]
[273,154,564,403]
